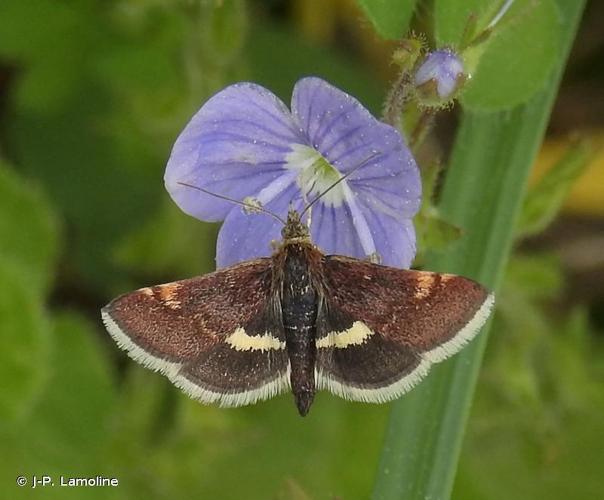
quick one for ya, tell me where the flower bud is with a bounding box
[413,49,466,106]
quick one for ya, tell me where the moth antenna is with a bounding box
[486,0,514,30]
[299,152,379,217]
[306,203,313,230]
[176,181,287,225]
[300,177,317,229]
[462,0,518,49]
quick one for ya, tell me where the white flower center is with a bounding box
[285,144,345,207]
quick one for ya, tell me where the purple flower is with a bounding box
[165,77,421,269]
[414,49,465,102]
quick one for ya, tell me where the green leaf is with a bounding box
[373,1,585,498]
[486,253,565,407]
[415,162,463,259]
[456,395,604,500]
[0,312,118,500]
[503,253,563,301]
[27,313,117,461]
[0,263,50,422]
[4,0,165,292]
[355,0,418,40]
[183,397,388,498]
[204,0,248,60]
[456,306,604,500]
[435,0,475,46]
[276,479,314,500]
[114,200,218,281]
[247,20,384,114]
[0,0,88,111]
[517,137,595,238]
[102,369,389,498]
[435,0,561,111]
[3,0,246,294]
[0,160,59,295]
[416,209,463,256]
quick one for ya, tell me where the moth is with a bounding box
[102,204,494,416]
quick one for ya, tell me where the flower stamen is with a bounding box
[286,144,346,208]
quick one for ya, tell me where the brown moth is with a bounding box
[102,209,493,416]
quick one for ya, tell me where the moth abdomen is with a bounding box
[281,243,319,415]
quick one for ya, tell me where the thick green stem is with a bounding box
[372,2,586,499]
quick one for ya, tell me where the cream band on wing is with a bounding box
[225,327,286,352]
[413,272,456,299]
[316,321,374,349]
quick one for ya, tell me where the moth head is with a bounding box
[282,210,310,241]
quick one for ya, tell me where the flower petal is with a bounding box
[359,206,417,268]
[291,77,421,218]
[309,201,369,260]
[216,182,304,268]
[309,191,416,268]
[349,175,419,220]
[165,82,305,221]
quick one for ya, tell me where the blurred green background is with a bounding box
[0,1,603,498]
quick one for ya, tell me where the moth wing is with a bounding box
[102,259,290,408]
[315,255,494,403]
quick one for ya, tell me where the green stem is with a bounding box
[372,2,586,499]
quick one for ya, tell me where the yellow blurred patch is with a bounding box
[531,132,604,216]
